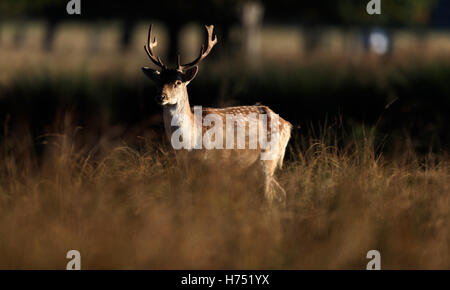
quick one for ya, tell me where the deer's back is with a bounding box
[189,105,292,167]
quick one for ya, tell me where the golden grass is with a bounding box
[0,118,448,269]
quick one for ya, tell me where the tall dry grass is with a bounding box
[0,118,448,269]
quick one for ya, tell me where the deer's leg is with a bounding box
[272,178,287,206]
[260,159,287,207]
[260,159,278,204]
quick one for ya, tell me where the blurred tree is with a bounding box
[431,0,450,27]
[0,0,63,17]
[336,0,437,56]
[1,0,69,50]
[241,1,264,66]
[0,0,438,55]
[0,0,62,49]
[337,0,436,27]
[0,0,244,58]
[0,0,438,27]
[261,0,436,27]
[262,0,437,54]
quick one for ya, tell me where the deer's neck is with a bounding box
[162,90,196,148]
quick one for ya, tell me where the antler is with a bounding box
[177,25,217,71]
[144,24,167,69]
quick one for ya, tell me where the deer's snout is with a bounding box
[155,94,167,104]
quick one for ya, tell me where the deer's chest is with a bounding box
[163,108,195,145]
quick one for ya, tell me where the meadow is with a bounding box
[0,117,448,269]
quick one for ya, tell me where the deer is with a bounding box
[141,24,292,205]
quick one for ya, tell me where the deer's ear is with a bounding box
[142,67,160,82]
[182,66,198,84]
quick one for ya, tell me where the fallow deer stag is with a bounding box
[142,24,292,205]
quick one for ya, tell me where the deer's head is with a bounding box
[142,25,217,106]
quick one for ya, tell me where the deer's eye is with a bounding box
[174,80,182,87]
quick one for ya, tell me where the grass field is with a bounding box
[0,120,448,269]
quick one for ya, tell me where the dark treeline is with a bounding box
[1,63,450,156]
